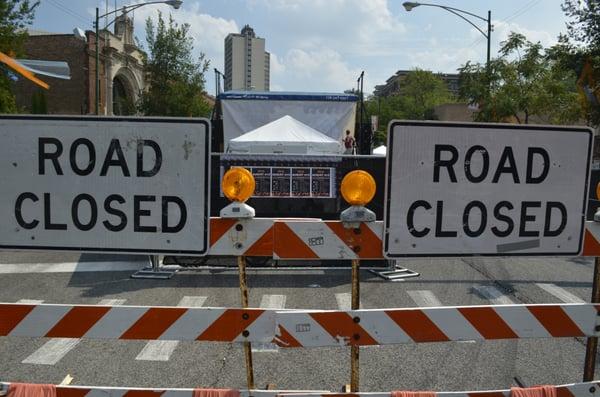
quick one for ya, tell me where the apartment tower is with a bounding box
[224,25,270,91]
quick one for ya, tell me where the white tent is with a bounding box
[227,115,342,155]
[373,145,387,156]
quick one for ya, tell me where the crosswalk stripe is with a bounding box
[537,283,586,303]
[252,294,287,353]
[21,298,126,365]
[407,290,442,307]
[474,286,514,305]
[136,296,207,361]
[335,292,363,310]
[17,299,44,304]
[21,338,80,365]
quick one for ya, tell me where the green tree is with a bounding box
[459,32,581,124]
[0,0,39,113]
[30,88,46,114]
[139,12,210,117]
[550,1,600,126]
[365,69,454,145]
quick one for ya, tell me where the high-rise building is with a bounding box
[224,25,270,91]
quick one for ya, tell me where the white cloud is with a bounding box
[274,48,361,92]
[132,2,238,72]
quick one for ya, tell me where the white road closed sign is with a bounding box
[0,116,210,255]
[384,121,593,257]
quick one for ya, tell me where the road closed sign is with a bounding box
[384,121,593,257]
[0,116,210,255]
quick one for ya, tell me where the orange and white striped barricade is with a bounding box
[275,381,600,397]
[0,384,329,397]
[273,303,600,348]
[0,303,274,343]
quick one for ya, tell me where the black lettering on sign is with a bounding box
[162,196,187,233]
[464,146,489,183]
[407,200,431,237]
[526,147,550,184]
[519,201,541,237]
[491,201,514,237]
[492,147,520,183]
[463,200,487,237]
[103,194,127,232]
[15,192,39,229]
[71,194,98,231]
[38,138,63,175]
[69,138,96,176]
[44,193,66,230]
[137,140,162,177]
[433,145,458,183]
[544,201,567,237]
[134,195,156,232]
[100,139,130,177]
[435,200,457,237]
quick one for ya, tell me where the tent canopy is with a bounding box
[373,145,386,156]
[227,115,341,155]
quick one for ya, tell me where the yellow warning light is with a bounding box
[340,170,376,206]
[222,167,255,203]
[596,182,600,201]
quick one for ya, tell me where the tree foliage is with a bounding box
[365,69,454,145]
[459,32,582,124]
[138,12,210,117]
[551,0,600,126]
[0,0,39,113]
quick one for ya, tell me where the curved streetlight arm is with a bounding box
[440,6,488,38]
[412,2,487,22]
[98,0,178,20]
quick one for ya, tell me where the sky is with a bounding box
[32,0,572,95]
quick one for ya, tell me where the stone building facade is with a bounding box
[13,14,145,115]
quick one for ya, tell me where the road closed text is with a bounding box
[13,137,187,233]
[384,122,592,257]
[406,144,566,239]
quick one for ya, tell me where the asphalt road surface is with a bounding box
[0,252,597,392]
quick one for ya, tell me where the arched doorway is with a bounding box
[112,71,137,115]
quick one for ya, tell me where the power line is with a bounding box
[45,0,89,24]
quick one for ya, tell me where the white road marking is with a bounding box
[537,283,585,303]
[0,261,145,274]
[20,298,126,366]
[22,338,80,365]
[136,296,207,361]
[17,299,44,304]
[335,292,362,310]
[98,299,127,306]
[252,294,287,353]
[407,290,442,307]
[474,286,514,305]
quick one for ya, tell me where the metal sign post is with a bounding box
[238,254,255,389]
[384,121,593,257]
[350,258,360,392]
[0,116,211,256]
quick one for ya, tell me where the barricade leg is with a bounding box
[583,256,600,381]
[238,255,255,389]
[351,258,360,392]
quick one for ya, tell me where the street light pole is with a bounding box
[402,2,491,72]
[94,0,183,115]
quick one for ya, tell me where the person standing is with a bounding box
[343,130,355,155]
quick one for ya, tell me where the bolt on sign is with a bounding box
[384,121,593,257]
[0,116,210,255]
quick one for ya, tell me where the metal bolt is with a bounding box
[590,387,596,393]
[235,224,243,231]
[235,242,243,249]
[353,246,361,253]
[353,228,361,235]
[242,313,250,320]
[242,330,250,337]
[353,333,360,340]
[353,316,360,323]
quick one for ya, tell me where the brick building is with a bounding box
[13,15,145,115]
